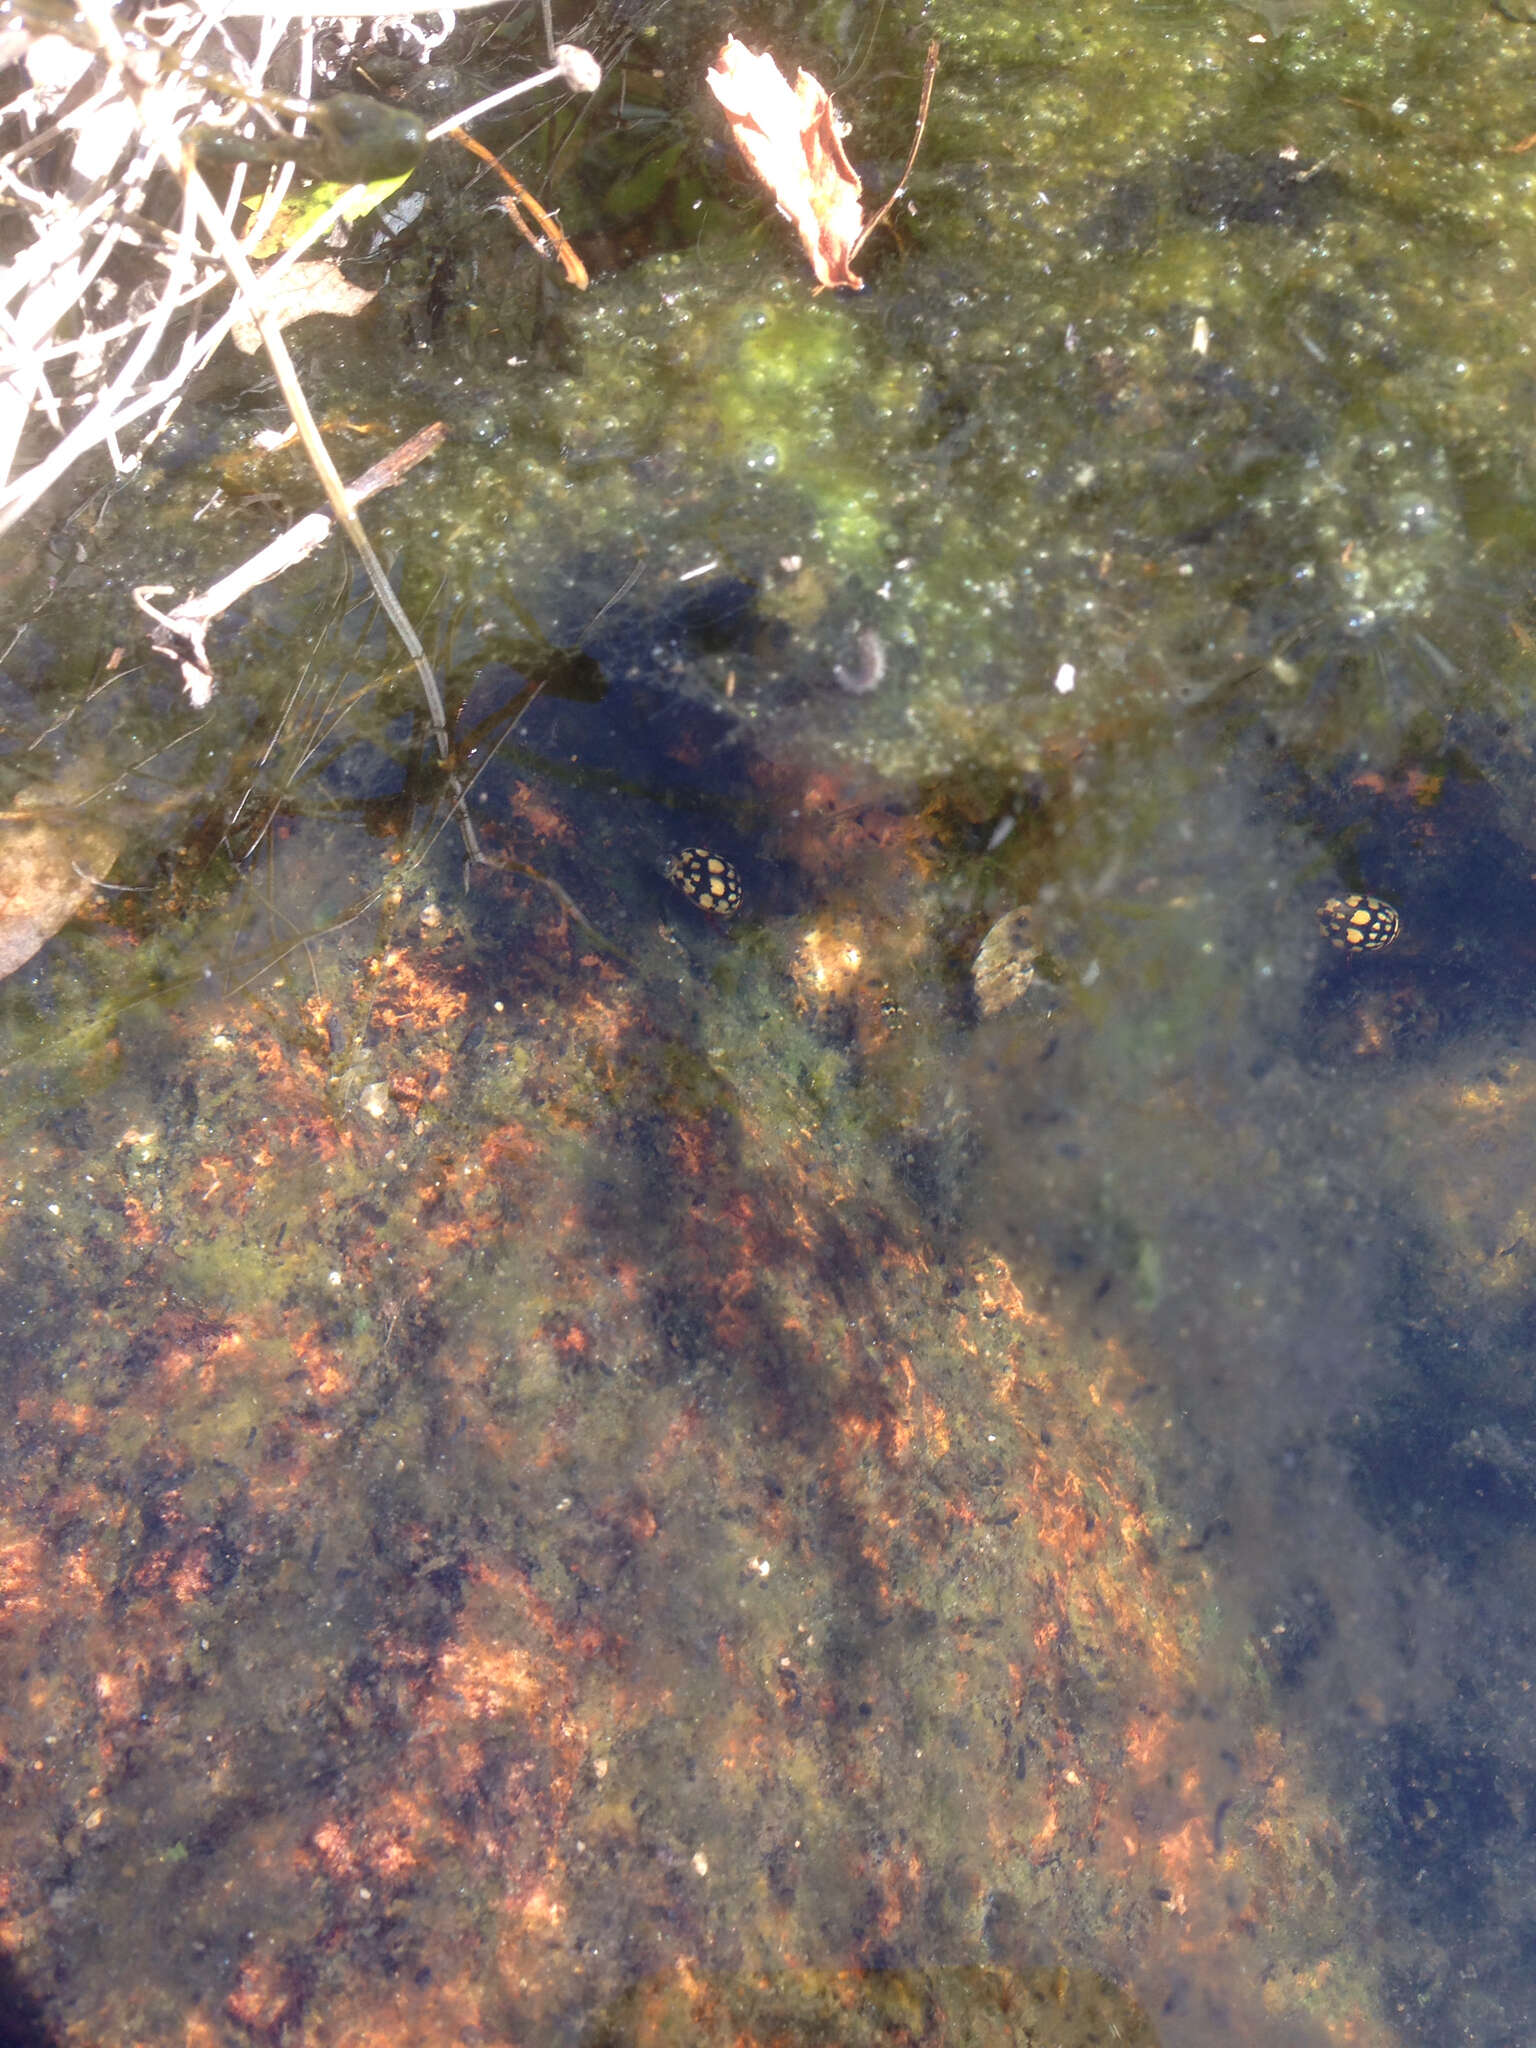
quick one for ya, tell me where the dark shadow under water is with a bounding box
[958,705,1536,2046]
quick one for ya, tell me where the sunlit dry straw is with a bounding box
[2,0,602,873]
[0,8,599,535]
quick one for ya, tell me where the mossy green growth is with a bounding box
[709,297,929,570]
[333,0,1536,796]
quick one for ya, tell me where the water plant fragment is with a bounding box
[447,128,587,288]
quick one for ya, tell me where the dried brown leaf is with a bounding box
[707,36,865,291]
[230,259,378,354]
[0,809,122,981]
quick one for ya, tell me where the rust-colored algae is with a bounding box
[0,782,1397,2048]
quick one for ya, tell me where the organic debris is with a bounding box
[972,906,1039,1018]
[706,37,939,290]
[448,128,588,289]
[0,4,598,540]
[134,422,447,708]
[228,258,378,354]
[707,37,867,290]
[0,794,123,982]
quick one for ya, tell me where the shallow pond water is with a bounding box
[6,0,1536,2043]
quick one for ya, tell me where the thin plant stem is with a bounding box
[72,0,483,863]
[849,40,940,265]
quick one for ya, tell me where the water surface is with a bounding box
[5,2,1536,2042]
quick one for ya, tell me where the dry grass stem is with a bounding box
[0,0,599,533]
[1,0,599,870]
[134,419,447,698]
[849,40,939,265]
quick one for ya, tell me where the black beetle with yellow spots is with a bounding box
[1317,893,1400,953]
[665,848,744,919]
